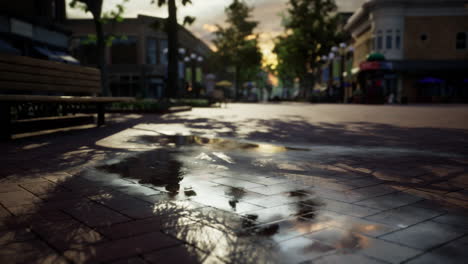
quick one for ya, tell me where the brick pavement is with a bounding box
[1,104,468,264]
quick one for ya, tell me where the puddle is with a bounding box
[79,132,466,262]
[133,135,310,154]
[96,149,185,196]
[94,134,324,226]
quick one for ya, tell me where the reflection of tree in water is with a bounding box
[298,198,323,219]
[238,194,323,239]
[225,187,247,210]
[97,149,184,196]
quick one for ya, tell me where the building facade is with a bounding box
[0,0,77,64]
[344,0,468,103]
[65,15,212,98]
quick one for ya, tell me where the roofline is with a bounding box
[66,14,212,53]
[344,0,468,33]
[344,1,372,33]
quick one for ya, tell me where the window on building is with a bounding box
[395,30,401,49]
[71,37,98,65]
[420,33,428,41]
[377,30,383,50]
[160,39,168,65]
[456,32,467,49]
[369,37,375,51]
[111,36,137,64]
[110,74,142,97]
[146,37,157,64]
[386,30,392,49]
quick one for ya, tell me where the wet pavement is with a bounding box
[1,103,468,264]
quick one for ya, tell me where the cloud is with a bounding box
[202,24,218,33]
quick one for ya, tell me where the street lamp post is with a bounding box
[339,42,347,103]
[330,43,347,103]
[195,56,204,97]
[328,51,335,99]
[184,53,204,97]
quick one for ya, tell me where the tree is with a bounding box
[69,0,128,96]
[273,0,346,99]
[212,0,262,100]
[152,0,195,98]
[273,33,305,88]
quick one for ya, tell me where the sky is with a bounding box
[66,0,366,66]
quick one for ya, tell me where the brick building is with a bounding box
[65,15,212,98]
[344,0,468,103]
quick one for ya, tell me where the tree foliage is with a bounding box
[69,0,129,96]
[150,0,195,29]
[212,0,262,99]
[273,0,346,95]
[69,0,128,45]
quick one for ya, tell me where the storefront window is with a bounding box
[386,30,392,49]
[72,37,98,65]
[456,32,466,49]
[395,30,401,49]
[111,36,137,64]
[146,37,157,64]
[110,74,142,97]
[377,31,383,50]
[160,39,168,65]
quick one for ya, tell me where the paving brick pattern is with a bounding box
[1,104,468,263]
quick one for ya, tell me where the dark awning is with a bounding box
[0,39,21,55]
[34,46,80,65]
[34,46,62,62]
[53,51,80,65]
[418,77,445,84]
[392,60,468,73]
[359,61,393,71]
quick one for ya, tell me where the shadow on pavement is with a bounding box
[1,111,468,263]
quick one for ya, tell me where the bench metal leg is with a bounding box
[0,103,11,140]
[97,103,105,127]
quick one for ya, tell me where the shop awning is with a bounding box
[216,80,233,87]
[418,77,445,84]
[0,39,20,55]
[359,61,393,71]
[392,60,468,72]
[34,46,80,65]
[34,46,62,62]
[53,51,80,65]
[366,53,386,61]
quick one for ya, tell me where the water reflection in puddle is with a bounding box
[86,133,454,263]
[94,135,323,232]
[97,149,185,197]
[134,134,310,153]
[89,134,424,263]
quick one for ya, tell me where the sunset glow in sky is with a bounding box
[66,0,365,67]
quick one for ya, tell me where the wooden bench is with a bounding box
[0,53,134,140]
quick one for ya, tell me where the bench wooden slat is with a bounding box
[0,54,136,140]
[0,94,135,103]
[0,53,99,75]
[0,62,100,82]
[0,81,100,94]
[0,72,100,89]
